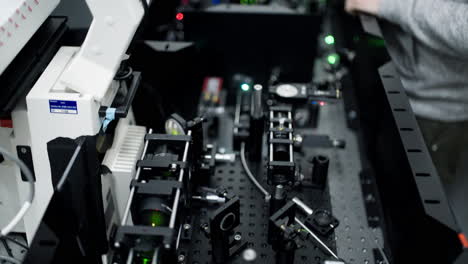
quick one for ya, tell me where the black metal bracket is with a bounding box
[131,179,182,196]
[137,159,188,170]
[144,134,191,143]
[114,225,174,251]
[99,71,142,119]
[267,105,297,185]
[208,196,247,263]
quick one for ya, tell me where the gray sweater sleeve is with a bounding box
[379,0,468,57]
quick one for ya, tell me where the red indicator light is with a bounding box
[176,13,184,21]
[319,101,326,106]
[460,233,468,248]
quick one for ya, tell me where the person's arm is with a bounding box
[346,0,468,57]
[379,0,468,56]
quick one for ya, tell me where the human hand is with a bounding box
[345,0,380,16]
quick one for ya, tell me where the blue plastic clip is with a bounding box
[102,107,116,132]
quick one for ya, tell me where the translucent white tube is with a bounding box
[240,142,271,202]
[0,147,34,238]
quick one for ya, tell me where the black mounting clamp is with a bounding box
[267,105,297,186]
[203,196,247,263]
[99,71,142,119]
[269,197,341,263]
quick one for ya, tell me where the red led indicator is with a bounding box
[459,233,468,248]
[319,101,326,106]
[176,13,184,21]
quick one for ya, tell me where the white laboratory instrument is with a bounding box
[0,0,149,244]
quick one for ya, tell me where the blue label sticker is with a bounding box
[49,100,78,114]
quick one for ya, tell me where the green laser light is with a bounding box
[327,54,340,65]
[149,210,168,227]
[241,83,250,91]
[324,35,335,45]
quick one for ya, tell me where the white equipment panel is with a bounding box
[0,0,60,74]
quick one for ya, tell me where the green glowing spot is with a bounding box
[171,129,179,135]
[149,210,167,227]
[142,258,150,264]
[327,53,340,65]
[162,171,173,178]
[367,36,386,47]
[241,83,250,91]
[324,35,335,45]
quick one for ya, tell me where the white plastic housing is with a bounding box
[0,0,60,74]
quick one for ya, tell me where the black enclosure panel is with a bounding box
[184,8,322,85]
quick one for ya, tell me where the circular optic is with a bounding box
[165,118,186,135]
[314,210,333,227]
[220,212,236,231]
[276,84,299,98]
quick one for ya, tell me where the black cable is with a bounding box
[1,238,13,257]
[2,236,28,250]
[240,142,271,202]
[114,66,133,81]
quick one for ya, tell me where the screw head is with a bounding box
[21,147,27,154]
[348,110,357,120]
[178,254,185,262]
[242,248,257,262]
[234,234,242,241]
[183,224,191,230]
[293,134,303,143]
